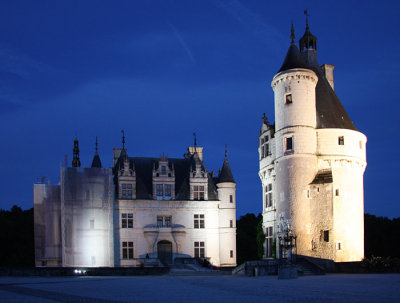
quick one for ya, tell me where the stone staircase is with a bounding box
[296,257,325,276]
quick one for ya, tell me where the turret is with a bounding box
[72,136,81,168]
[91,137,102,168]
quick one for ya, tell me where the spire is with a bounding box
[91,136,102,168]
[72,136,81,167]
[277,24,309,73]
[218,145,235,183]
[299,10,317,52]
[291,22,295,44]
[122,130,125,150]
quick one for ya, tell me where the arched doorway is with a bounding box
[157,240,172,265]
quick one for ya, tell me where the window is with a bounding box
[194,241,205,258]
[165,185,172,200]
[121,213,133,228]
[260,135,270,159]
[265,184,273,208]
[230,220,233,228]
[285,137,293,151]
[335,189,340,196]
[338,136,344,145]
[337,241,343,250]
[265,226,274,258]
[156,184,163,200]
[194,214,205,229]
[90,219,94,229]
[359,141,363,149]
[323,230,329,242]
[193,185,205,200]
[157,216,171,227]
[121,183,133,199]
[285,94,293,104]
[230,250,234,258]
[161,165,167,175]
[307,190,310,198]
[122,241,134,259]
[230,195,233,203]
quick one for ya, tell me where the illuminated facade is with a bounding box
[34,139,236,267]
[259,23,367,262]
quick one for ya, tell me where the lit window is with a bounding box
[265,184,273,208]
[285,94,292,104]
[194,241,205,258]
[338,136,344,145]
[194,214,205,229]
[157,216,171,227]
[121,213,133,228]
[193,185,205,200]
[286,137,293,151]
[122,241,134,259]
[265,227,274,258]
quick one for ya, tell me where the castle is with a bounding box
[34,136,236,267]
[259,22,367,262]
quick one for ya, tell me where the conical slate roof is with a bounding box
[277,25,358,131]
[218,158,235,183]
[278,42,309,73]
[91,153,102,168]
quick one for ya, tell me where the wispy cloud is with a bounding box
[214,0,286,54]
[0,42,55,79]
[168,23,196,64]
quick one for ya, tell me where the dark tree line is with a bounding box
[0,206,398,267]
[364,213,400,258]
[0,206,34,267]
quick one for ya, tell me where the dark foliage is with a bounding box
[236,213,263,265]
[364,214,400,258]
[0,206,34,267]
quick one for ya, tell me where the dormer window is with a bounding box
[161,166,166,175]
[260,135,270,159]
[121,183,133,199]
[193,185,205,200]
[153,159,175,200]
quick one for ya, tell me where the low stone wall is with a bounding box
[232,260,278,276]
[0,267,169,277]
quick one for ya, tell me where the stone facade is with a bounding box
[259,24,367,262]
[34,143,237,268]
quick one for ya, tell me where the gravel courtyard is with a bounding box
[0,273,399,303]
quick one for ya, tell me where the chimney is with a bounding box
[321,64,335,90]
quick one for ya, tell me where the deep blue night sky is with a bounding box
[0,1,399,218]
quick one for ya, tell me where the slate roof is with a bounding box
[91,153,102,168]
[114,154,219,201]
[218,158,235,183]
[277,29,358,131]
[310,170,333,184]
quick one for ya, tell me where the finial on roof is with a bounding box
[193,132,197,147]
[304,9,310,30]
[95,136,98,153]
[291,22,295,43]
[121,130,125,149]
[262,113,270,125]
[225,144,228,159]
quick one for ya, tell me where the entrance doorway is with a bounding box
[157,240,173,265]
